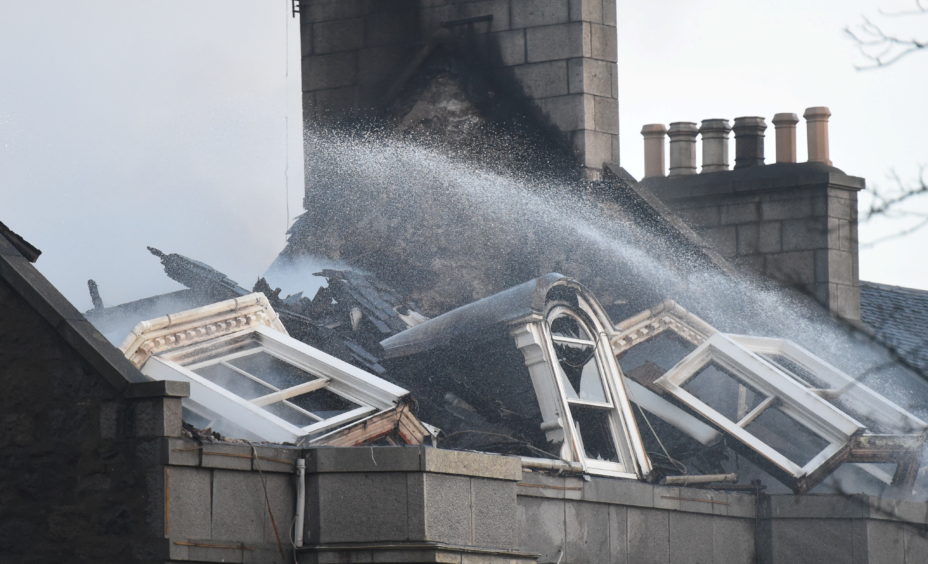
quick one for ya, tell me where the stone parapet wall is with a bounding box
[300,0,619,177]
[158,438,300,563]
[516,470,756,564]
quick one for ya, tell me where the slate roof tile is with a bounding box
[860,281,928,372]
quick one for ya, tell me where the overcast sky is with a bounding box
[1,1,925,312]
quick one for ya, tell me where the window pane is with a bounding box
[263,401,317,427]
[290,388,359,420]
[194,363,275,400]
[745,406,829,467]
[550,315,594,343]
[683,362,766,422]
[759,353,830,389]
[556,342,608,403]
[571,405,620,463]
[617,331,696,385]
[229,351,316,390]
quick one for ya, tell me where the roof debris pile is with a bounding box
[94,247,429,376]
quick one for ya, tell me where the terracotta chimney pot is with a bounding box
[804,106,832,165]
[772,113,799,163]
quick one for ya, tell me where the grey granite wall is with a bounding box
[0,275,184,563]
[300,0,619,178]
[643,162,863,321]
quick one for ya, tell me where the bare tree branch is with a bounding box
[860,166,928,247]
[861,216,928,247]
[846,2,927,69]
[863,167,928,219]
[879,0,928,17]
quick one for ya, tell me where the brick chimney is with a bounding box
[639,107,863,321]
[300,0,619,179]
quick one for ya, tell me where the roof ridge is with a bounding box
[0,220,41,263]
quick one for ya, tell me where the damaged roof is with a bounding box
[381,273,574,358]
[89,247,426,376]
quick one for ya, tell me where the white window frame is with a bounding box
[654,333,865,479]
[143,325,408,443]
[730,334,928,435]
[545,306,635,476]
[512,297,652,480]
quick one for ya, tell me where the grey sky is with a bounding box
[1,1,925,312]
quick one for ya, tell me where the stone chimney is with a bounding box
[640,107,862,321]
[300,0,620,179]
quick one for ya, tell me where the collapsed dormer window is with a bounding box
[613,300,928,492]
[653,333,865,480]
[121,294,424,445]
[513,288,652,478]
[731,335,926,436]
[173,333,370,433]
[548,308,621,464]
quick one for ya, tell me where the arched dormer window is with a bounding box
[516,290,650,478]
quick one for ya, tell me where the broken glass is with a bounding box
[571,405,620,462]
[551,314,607,403]
[290,387,360,419]
[617,331,696,385]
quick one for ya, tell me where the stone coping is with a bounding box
[299,541,538,564]
[164,442,524,480]
[517,469,758,518]
[164,437,303,474]
[304,445,524,481]
[642,161,865,200]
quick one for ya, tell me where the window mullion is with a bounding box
[216,360,281,390]
[251,377,330,408]
[552,335,596,347]
[737,396,776,427]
